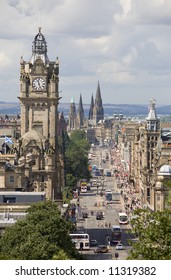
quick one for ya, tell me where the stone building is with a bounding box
[119,99,171,211]
[0,28,64,200]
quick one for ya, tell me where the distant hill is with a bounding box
[0,101,171,117]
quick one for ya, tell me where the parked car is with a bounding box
[94,245,109,253]
[90,239,98,247]
[116,243,125,250]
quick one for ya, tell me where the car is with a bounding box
[82,212,88,218]
[90,239,98,247]
[94,245,109,253]
[96,211,103,220]
[116,243,125,250]
[92,180,97,186]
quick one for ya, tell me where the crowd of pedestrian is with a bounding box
[110,147,142,216]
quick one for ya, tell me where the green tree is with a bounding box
[70,130,87,142]
[0,201,81,260]
[58,129,91,184]
[162,178,171,208]
[65,141,91,181]
[128,209,171,260]
[70,130,90,154]
[65,173,77,189]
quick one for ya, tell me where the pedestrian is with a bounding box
[115,252,119,260]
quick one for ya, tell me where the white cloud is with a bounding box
[0,0,171,105]
[0,52,10,67]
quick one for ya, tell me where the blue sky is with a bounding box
[0,0,171,105]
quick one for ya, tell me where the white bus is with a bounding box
[118,212,129,224]
[69,233,90,250]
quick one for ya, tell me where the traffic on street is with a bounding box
[71,142,136,260]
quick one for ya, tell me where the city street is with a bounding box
[73,144,133,260]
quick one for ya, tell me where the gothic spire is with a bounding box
[95,81,102,106]
[93,81,104,123]
[77,94,84,114]
[77,94,84,127]
[89,94,94,120]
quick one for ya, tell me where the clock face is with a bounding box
[32,77,46,91]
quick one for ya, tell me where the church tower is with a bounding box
[145,98,160,171]
[144,98,160,207]
[18,28,63,199]
[68,97,76,130]
[77,94,84,128]
[146,99,160,132]
[93,81,104,123]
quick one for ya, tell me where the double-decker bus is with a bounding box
[118,212,129,224]
[111,225,122,243]
[69,233,90,250]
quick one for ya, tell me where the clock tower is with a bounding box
[18,28,64,199]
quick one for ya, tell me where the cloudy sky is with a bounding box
[0,0,171,106]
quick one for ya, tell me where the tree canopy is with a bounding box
[65,130,91,182]
[128,209,171,260]
[0,201,81,260]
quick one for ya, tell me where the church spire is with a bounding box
[89,94,94,120]
[95,81,102,105]
[93,81,104,123]
[78,94,84,114]
[77,94,84,127]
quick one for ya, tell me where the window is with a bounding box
[9,176,14,183]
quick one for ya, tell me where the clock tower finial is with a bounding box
[30,28,49,64]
